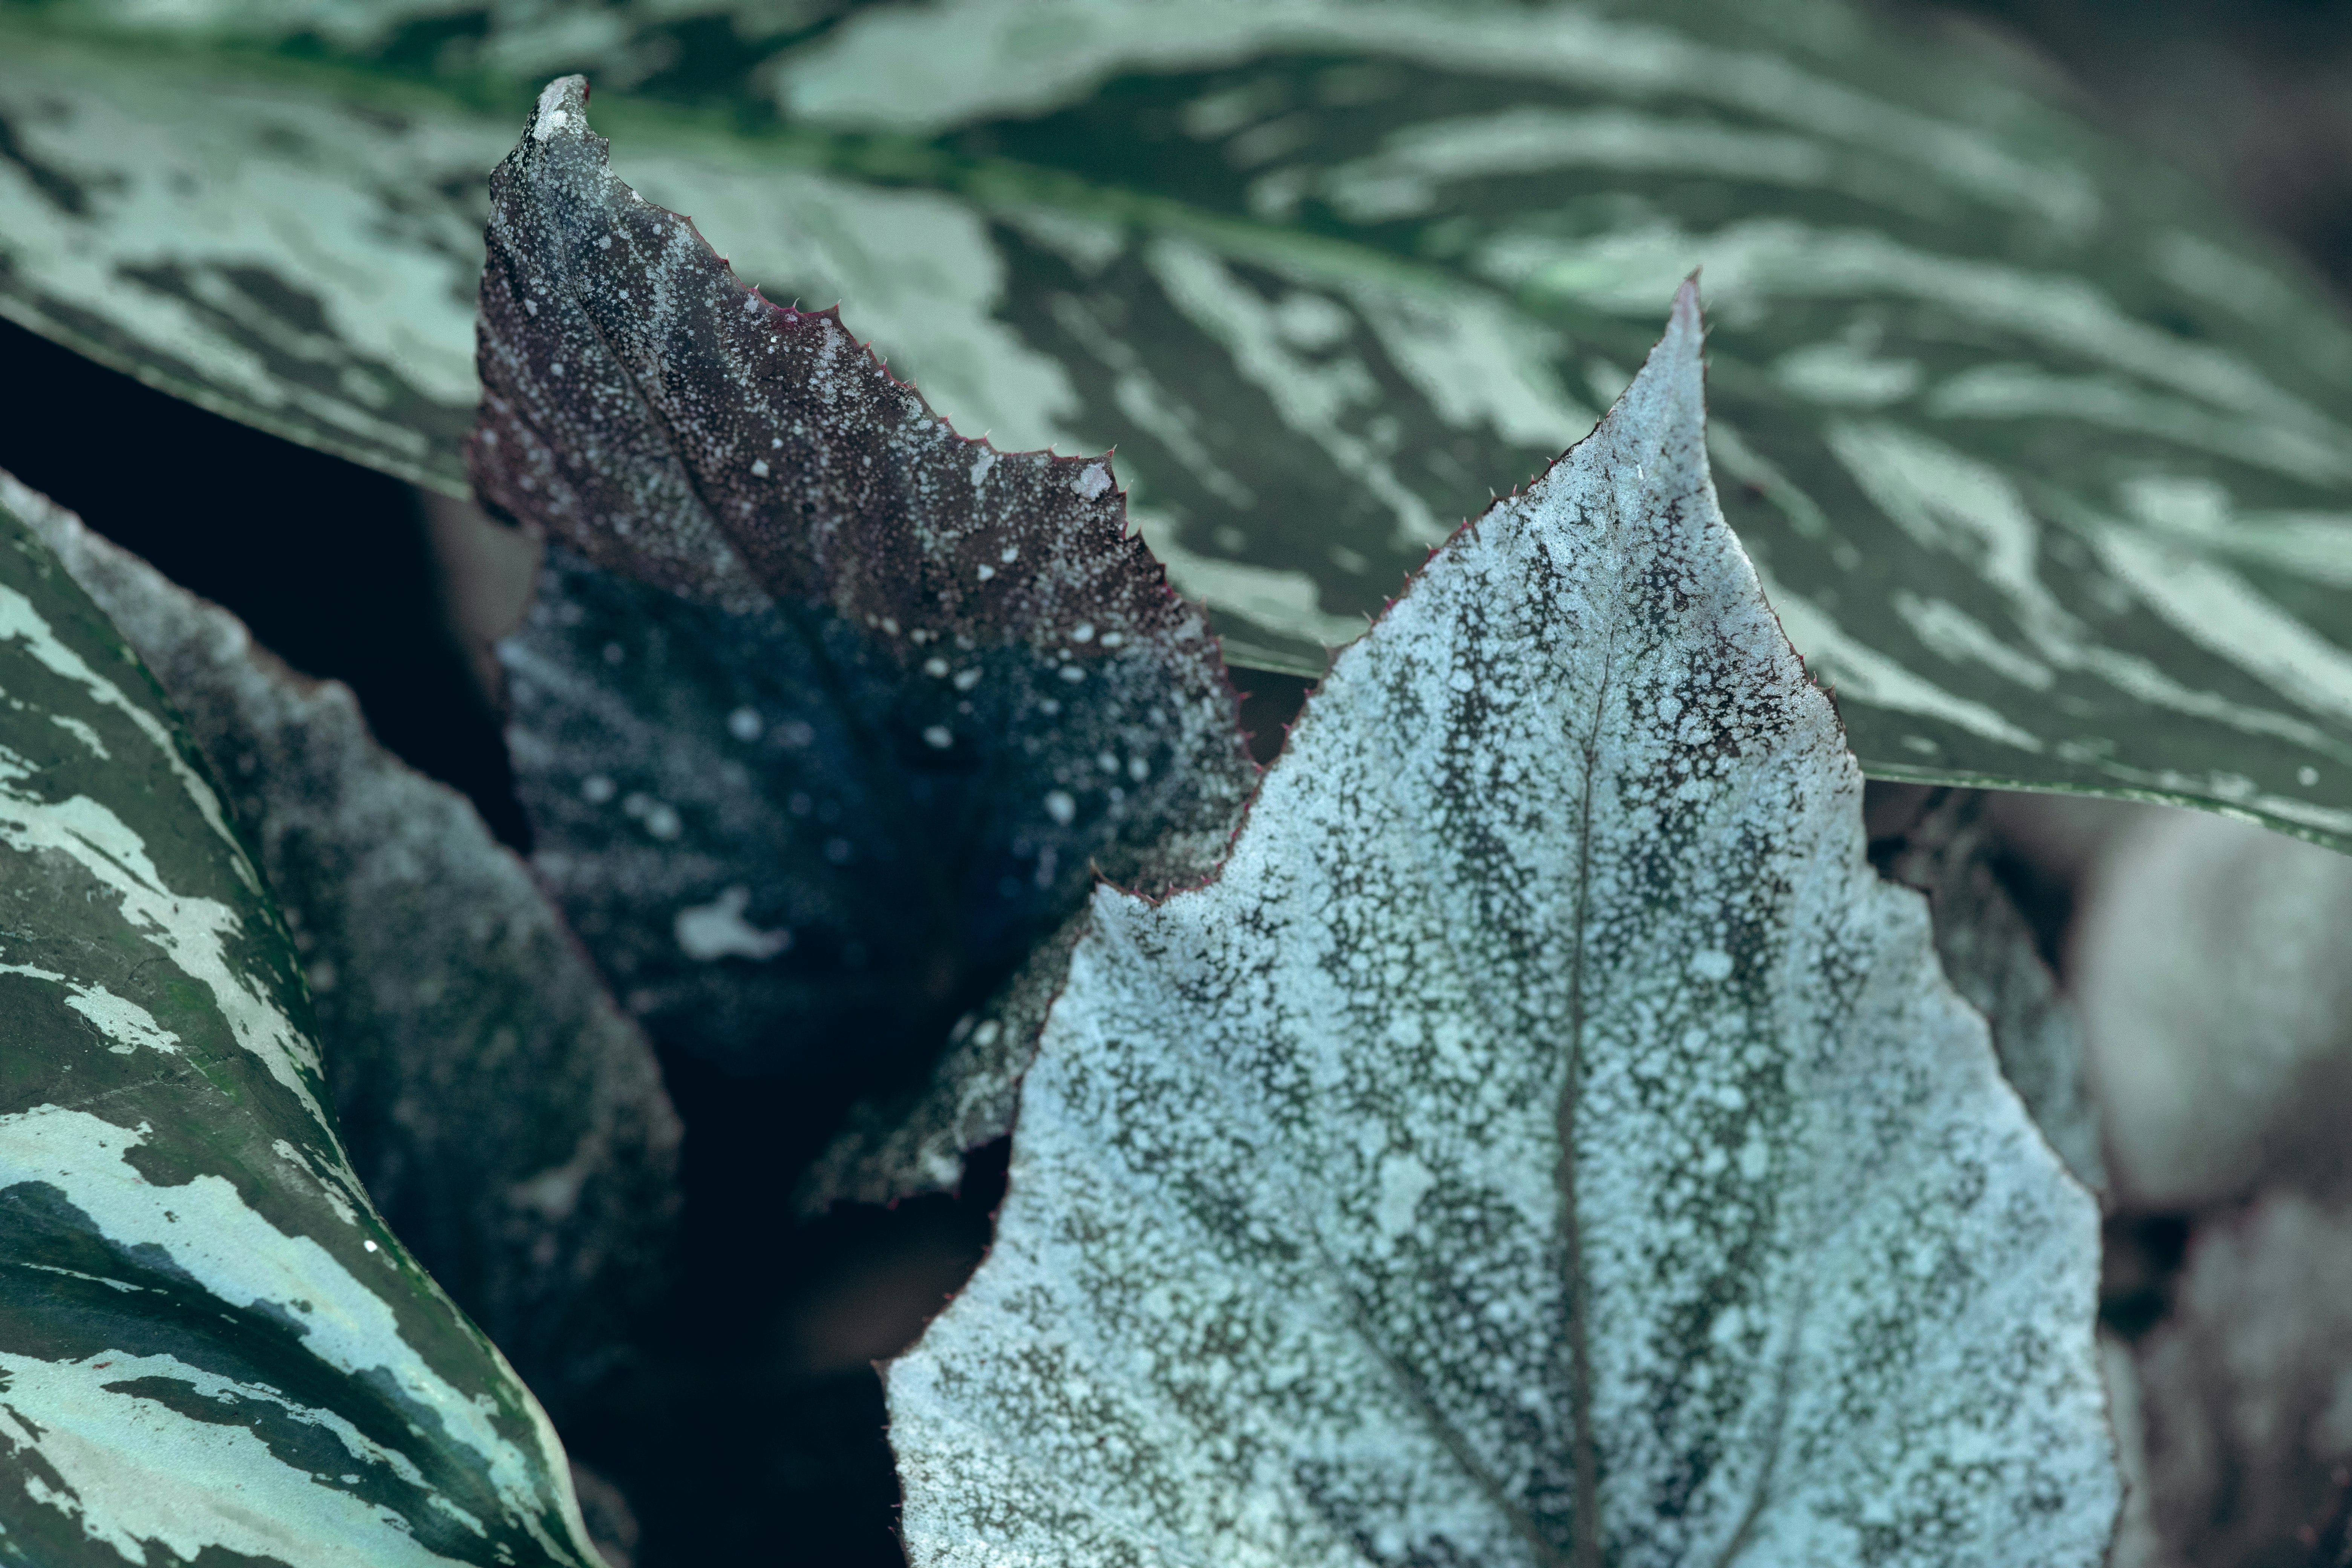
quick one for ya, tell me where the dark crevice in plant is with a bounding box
[2099,1211,2194,1340]
[0,317,532,850]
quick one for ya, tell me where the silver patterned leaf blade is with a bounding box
[6,3,2352,844]
[471,77,1257,1077]
[886,288,2118,1568]
[3,468,682,1423]
[0,490,603,1565]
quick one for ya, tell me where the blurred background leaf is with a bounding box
[9,0,2352,844]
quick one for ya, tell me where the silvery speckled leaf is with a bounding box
[887,289,2118,1568]
[3,470,681,1421]
[472,78,1256,1076]
[1874,787,2104,1194]
[8,2,2352,840]
[0,499,602,1564]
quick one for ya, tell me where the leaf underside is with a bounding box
[0,494,599,1566]
[7,3,2352,842]
[4,470,681,1421]
[886,289,2118,1568]
[472,77,1255,1077]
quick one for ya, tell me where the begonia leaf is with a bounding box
[886,286,2118,1568]
[470,77,1256,1075]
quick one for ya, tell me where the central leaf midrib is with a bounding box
[1556,616,1619,1568]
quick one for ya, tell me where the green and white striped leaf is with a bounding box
[887,289,2117,1568]
[7,1,2352,841]
[0,494,602,1564]
[4,469,682,1422]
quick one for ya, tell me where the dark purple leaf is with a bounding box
[469,76,1256,1079]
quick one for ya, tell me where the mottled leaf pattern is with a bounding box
[5,470,681,1421]
[0,31,498,491]
[472,78,1255,1075]
[8,3,2352,838]
[0,495,600,1564]
[887,290,2117,1567]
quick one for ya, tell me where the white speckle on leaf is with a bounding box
[751,459,770,478]
[531,78,572,141]
[727,707,763,742]
[976,564,995,581]
[971,450,997,487]
[1044,790,1076,827]
[1374,1151,1435,1243]
[924,726,954,750]
[581,773,616,803]
[1690,949,1734,982]
[674,885,792,962]
[953,667,983,691]
[1076,462,1112,499]
[924,657,951,678]
[1071,623,1095,643]
[1058,665,1086,684]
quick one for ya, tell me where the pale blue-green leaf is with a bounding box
[0,488,603,1565]
[8,1,2352,840]
[887,289,2118,1568]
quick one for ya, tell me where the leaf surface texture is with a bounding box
[887,290,2118,1568]
[0,489,601,1566]
[4,470,681,1420]
[471,77,1256,1075]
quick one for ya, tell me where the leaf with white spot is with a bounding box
[471,78,1256,1084]
[887,287,2118,1568]
[5,469,682,1421]
[0,495,602,1565]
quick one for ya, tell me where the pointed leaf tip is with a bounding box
[887,298,2117,1568]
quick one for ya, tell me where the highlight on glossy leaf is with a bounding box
[0,492,603,1566]
[886,286,2119,1567]
[470,76,1254,1080]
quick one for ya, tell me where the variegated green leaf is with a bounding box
[886,288,2117,1568]
[7,0,2352,841]
[0,493,601,1564]
[3,469,682,1422]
